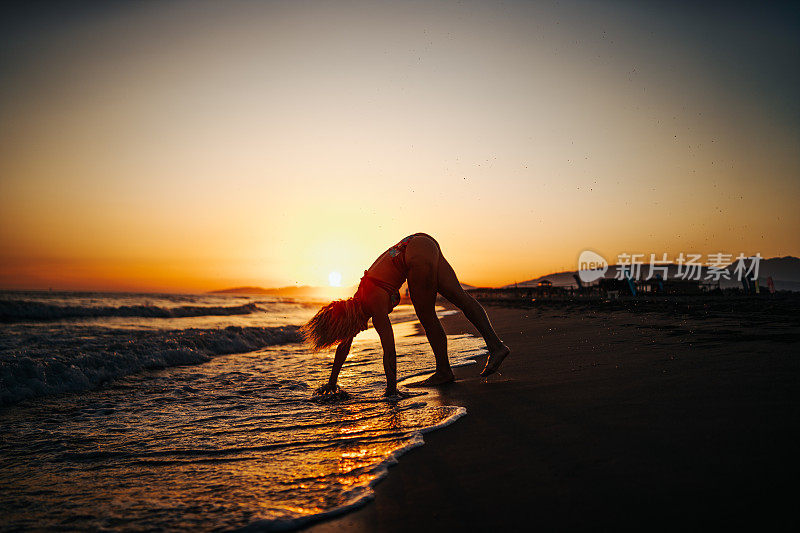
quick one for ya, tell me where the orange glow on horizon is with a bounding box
[1,2,798,293]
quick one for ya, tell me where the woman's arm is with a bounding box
[370,312,398,394]
[326,336,353,388]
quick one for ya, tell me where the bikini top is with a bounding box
[356,271,401,313]
[354,233,428,315]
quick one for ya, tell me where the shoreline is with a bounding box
[309,298,800,530]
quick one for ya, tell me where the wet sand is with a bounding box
[310,297,800,531]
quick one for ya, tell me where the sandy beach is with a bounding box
[310,296,800,531]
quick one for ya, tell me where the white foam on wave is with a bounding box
[0,300,263,322]
[0,326,301,407]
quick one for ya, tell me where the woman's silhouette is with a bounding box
[303,233,510,397]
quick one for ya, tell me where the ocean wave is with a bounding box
[0,325,302,406]
[0,301,263,323]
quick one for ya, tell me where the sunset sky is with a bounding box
[1,1,798,292]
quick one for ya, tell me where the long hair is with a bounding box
[301,297,368,351]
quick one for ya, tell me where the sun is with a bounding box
[328,271,342,287]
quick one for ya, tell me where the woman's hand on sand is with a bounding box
[315,383,340,396]
[311,383,350,403]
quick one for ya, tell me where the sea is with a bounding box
[0,290,485,531]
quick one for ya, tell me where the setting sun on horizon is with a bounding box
[1,1,798,293]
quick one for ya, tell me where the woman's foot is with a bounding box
[480,344,510,376]
[406,370,455,387]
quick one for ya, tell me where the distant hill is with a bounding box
[747,256,800,291]
[211,286,272,294]
[500,256,800,291]
[210,285,355,298]
[213,281,477,297]
[755,256,800,282]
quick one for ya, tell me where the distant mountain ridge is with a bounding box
[211,281,476,297]
[754,256,800,281]
[210,286,355,297]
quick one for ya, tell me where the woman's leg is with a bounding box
[435,253,510,376]
[405,235,454,385]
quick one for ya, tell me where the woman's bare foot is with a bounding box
[406,370,455,387]
[480,344,510,376]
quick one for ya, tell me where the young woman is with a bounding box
[302,232,510,398]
